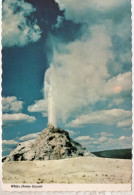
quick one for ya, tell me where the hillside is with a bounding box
[91,148,132,159]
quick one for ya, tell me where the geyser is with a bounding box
[44,25,113,128]
[45,66,56,127]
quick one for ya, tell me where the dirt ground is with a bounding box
[2,157,132,184]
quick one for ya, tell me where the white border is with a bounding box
[1,184,132,192]
[0,0,134,194]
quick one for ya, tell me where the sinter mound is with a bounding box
[3,123,94,161]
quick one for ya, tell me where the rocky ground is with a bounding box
[2,156,132,184]
[3,124,93,162]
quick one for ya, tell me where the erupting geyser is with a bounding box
[45,66,56,127]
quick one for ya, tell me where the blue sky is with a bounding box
[2,0,132,156]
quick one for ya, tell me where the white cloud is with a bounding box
[117,119,132,129]
[45,24,113,125]
[95,132,113,137]
[68,109,131,127]
[55,0,127,23]
[99,136,107,143]
[104,72,132,96]
[66,130,77,136]
[52,16,63,29]
[2,0,41,47]
[19,132,40,141]
[2,96,23,112]
[45,21,131,127]
[2,140,18,145]
[28,99,48,117]
[54,0,131,81]
[79,135,132,151]
[108,98,124,108]
[115,16,131,41]
[100,132,113,137]
[118,136,126,141]
[77,135,108,145]
[2,113,36,124]
[75,136,94,141]
[44,1,131,128]
[105,17,131,76]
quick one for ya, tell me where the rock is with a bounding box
[3,124,94,161]
[4,140,35,161]
[47,123,54,130]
